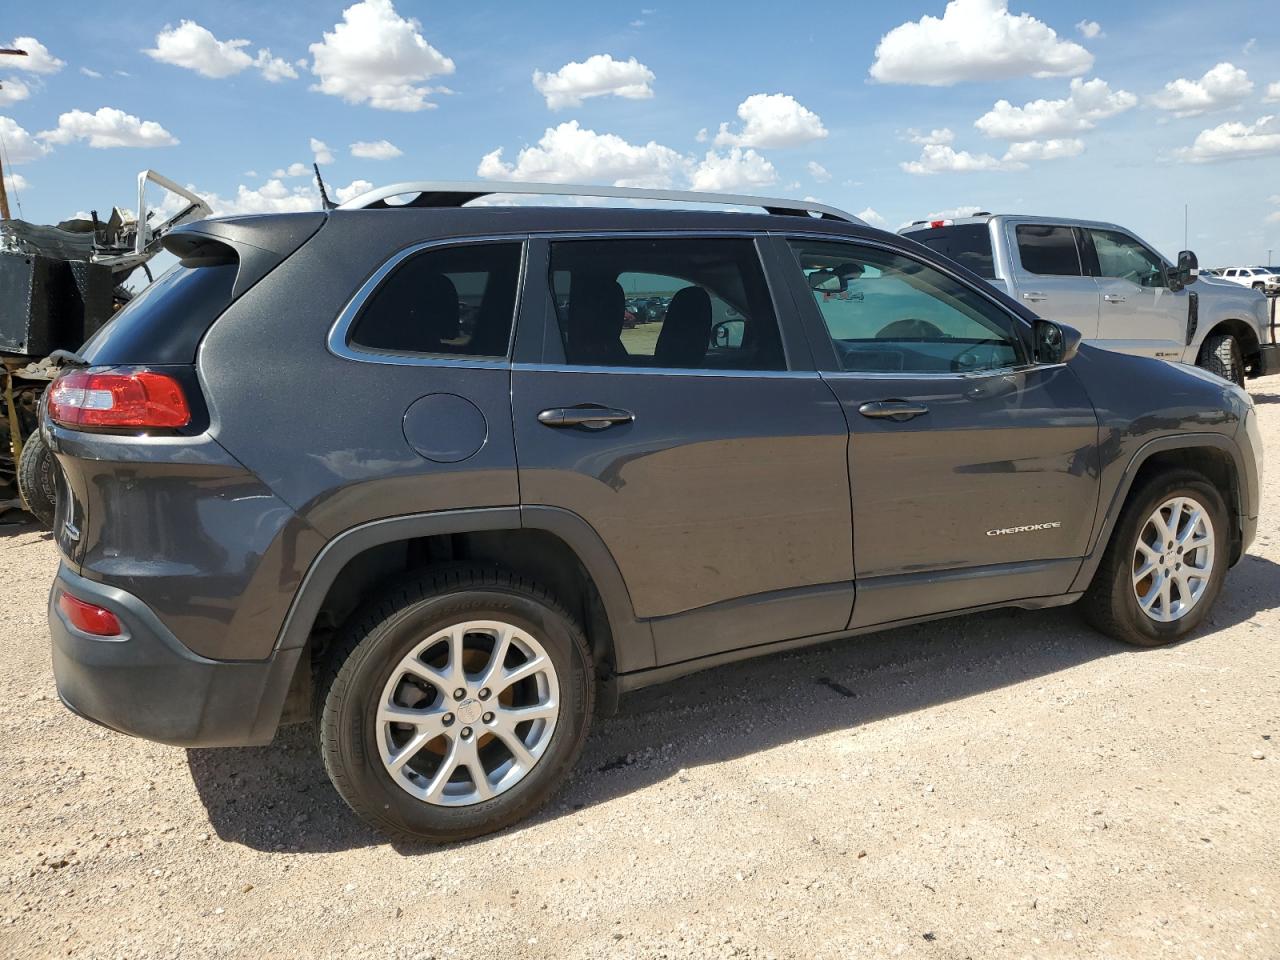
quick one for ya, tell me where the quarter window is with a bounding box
[1087,229,1165,288]
[790,240,1026,374]
[548,237,785,370]
[347,241,522,357]
[1015,224,1083,277]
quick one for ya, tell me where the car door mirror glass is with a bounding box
[1176,250,1199,288]
[1034,319,1080,364]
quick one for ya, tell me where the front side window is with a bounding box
[1015,224,1083,277]
[548,237,785,370]
[790,240,1026,374]
[347,241,522,357]
[1088,229,1165,288]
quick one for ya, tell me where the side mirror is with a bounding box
[1171,249,1198,290]
[1034,319,1081,365]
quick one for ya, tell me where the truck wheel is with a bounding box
[1252,282,1265,291]
[316,566,595,843]
[1080,470,1228,647]
[17,430,57,529]
[1197,333,1244,387]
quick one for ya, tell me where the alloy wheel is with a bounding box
[1131,496,1215,623]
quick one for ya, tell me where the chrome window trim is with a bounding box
[326,234,528,368]
[512,362,818,380]
[536,230,798,374]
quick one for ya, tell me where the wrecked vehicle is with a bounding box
[1,170,210,525]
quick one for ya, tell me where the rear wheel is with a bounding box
[1197,333,1244,387]
[1081,471,1229,646]
[17,430,57,529]
[317,567,594,843]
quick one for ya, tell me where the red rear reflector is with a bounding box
[48,368,191,429]
[58,593,123,637]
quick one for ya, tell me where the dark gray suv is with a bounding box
[44,182,1263,842]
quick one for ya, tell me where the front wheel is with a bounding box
[1081,471,1229,646]
[1197,333,1244,387]
[317,567,594,843]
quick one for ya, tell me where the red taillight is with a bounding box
[930,219,952,228]
[48,368,191,430]
[58,593,123,637]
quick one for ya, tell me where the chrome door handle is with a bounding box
[1103,294,1126,303]
[1021,292,1048,303]
[537,405,635,429]
[857,400,929,422]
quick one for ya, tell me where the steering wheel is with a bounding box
[876,318,944,340]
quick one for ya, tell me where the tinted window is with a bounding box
[790,240,1025,374]
[909,224,996,279]
[1015,224,1082,276]
[348,242,521,357]
[548,237,784,370]
[1087,229,1165,288]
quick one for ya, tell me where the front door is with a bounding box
[1083,227,1188,361]
[511,235,855,665]
[779,236,1101,627]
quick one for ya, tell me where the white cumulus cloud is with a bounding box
[807,160,831,182]
[477,120,686,188]
[1174,115,1280,163]
[689,148,777,191]
[350,138,403,159]
[146,21,299,82]
[1266,82,1280,103]
[713,93,828,149]
[5,37,64,74]
[901,143,1022,175]
[1076,20,1103,39]
[857,207,886,225]
[1148,63,1253,118]
[272,162,312,177]
[79,67,102,79]
[1002,138,1084,161]
[3,172,29,193]
[38,107,178,149]
[532,54,655,110]
[975,77,1136,139]
[255,49,298,82]
[906,128,955,145]
[309,0,455,111]
[335,179,374,204]
[311,137,335,164]
[869,0,1092,86]
[0,77,30,106]
[0,116,49,163]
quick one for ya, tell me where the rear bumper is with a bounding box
[49,565,301,748]
[1254,343,1280,378]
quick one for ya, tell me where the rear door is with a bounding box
[1005,222,1100,338]
[777,234,1099,627]
[1082,227,1188,361]
[510,234,854,666]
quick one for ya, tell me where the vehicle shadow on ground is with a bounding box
[187,552,1280,855]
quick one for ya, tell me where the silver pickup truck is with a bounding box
[900,214,1279,386]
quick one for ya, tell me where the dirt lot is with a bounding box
[2,383,1278,960]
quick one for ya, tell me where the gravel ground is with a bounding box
[2,381,1279,960]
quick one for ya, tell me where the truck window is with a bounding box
[906,224,996,279]
[1015,225,1082,277]
[1087,229,1165,288]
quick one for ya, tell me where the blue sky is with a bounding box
[3,0,1279,266]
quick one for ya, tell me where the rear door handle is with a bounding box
[537,405,635,429]
[1021,291,1048,303]
[1103,294,1126,303]
[857,400,929,422]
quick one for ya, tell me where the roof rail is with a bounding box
[335,180,864,224]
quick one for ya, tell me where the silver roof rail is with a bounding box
[335,180,864,224]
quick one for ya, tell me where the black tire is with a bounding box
[1080,470,1230,647]
[1197,333,1244,387]
[1252,282,1265,291]
[17,429,57,529]
[316,566,595,843]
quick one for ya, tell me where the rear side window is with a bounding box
[908,224,996,279]
[80,262,238,365]
[547,237,785,370]
[348,242,522,358]
[1015,225,1082,277]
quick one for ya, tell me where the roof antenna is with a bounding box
[314,163,336,210]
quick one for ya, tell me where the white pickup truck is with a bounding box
[899,214,1278,387]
